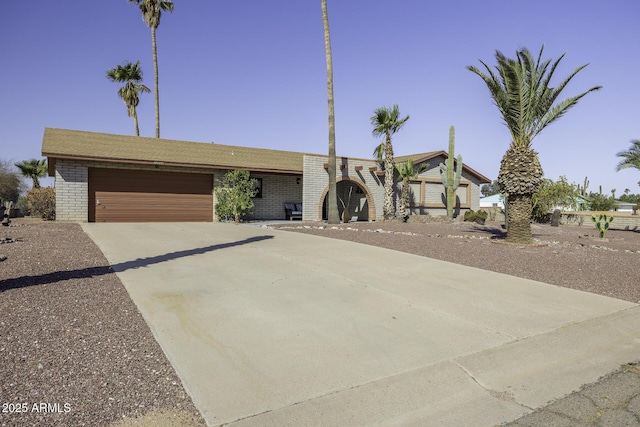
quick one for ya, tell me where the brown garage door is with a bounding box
[89,168,213,222]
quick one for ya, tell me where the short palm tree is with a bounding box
[616,140,640,172]
[129,0,174,138]
[106,61,150,136]
[395,159,427,220]
[371,105,410,220]
[468,46,601,243]
[15,159,47,189]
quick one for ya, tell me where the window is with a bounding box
[253,178,263,198]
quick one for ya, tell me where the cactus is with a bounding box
[577,176,589,197]
[439,126,462,218]
[591,212,613,238]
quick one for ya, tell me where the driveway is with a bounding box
[82,222,640,426]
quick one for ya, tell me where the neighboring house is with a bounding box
[479,194,504,209]
[42,128,491,223]
[615,200,636,213]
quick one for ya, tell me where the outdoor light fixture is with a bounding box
[296,178,301,185]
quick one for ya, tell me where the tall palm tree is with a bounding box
[468,46,601,243]
[395,159,427,220]
[129,0,174,138]
[616,140,640,172]
[15,159,47,189]
[371,105,409,220]
[321,0,339,224]
[106,61,150,136]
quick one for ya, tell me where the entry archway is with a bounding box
[319,177,376,222]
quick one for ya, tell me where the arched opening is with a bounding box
[321,179,373,222]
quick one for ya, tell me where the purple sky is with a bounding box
[2,1,639,194]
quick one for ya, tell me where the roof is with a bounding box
[41,128,492,183]
[480,194,504,202]
[42,128,307,175]
[395,150,492,184]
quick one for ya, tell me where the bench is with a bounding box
[284,203,302,220]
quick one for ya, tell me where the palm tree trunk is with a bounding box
[506,194,533,243]
[383,133,395,220]
[322,0,339,224]
[398,178,408,219]
[151,26,160,138]
[133,109,140,136]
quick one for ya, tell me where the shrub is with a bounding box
[26,187,56,220]
[214,170,257,223]
[464,209,476,222]
[463,209,487,224]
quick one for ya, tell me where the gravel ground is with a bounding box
[0,220,205,427]
[1,218,639,427]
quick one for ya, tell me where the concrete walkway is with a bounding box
[82,223,640,427]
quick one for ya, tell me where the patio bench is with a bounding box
[284,203,302,220]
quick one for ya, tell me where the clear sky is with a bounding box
[2,1,639,194]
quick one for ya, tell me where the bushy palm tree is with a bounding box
[321,0,339,224]
[616,140,640,172]
[14,159,47,189]
[129,0,174,138]
[371,105,409,220]
[468,46,601,243]
[395,159,427,220]
[106,61,150,136]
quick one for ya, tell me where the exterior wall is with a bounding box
[303,155,384,221]
[247,173,302,220]
[404,156,483,217]
[55,160,89,222]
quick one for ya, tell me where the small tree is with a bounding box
[214,170,257,223]
[587,192,616,212]
[0,159,26,203]
[531,176,579,222]
[481,180,501,197]
[26,187,56,220]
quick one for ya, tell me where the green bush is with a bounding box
[26,187,56,220]
[463,209,475,221]
[214,170,257,223]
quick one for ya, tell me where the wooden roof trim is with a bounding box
[44,154,303,175]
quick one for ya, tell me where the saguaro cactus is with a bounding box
[439,126,462,218]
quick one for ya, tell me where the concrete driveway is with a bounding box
[82,222,640,426]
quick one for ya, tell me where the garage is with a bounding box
[88,168,213,222]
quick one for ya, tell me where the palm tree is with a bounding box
[616,140,640,172]
[371,105,410,220]
[395,159,427,220]
[15,159,47,189]
[129,0,174,138]
[106,61,150,136]
[321,0,339,224]
[468,46,601,243]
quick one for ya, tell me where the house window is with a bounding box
[253,178,263,198]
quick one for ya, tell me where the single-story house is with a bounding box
[42,128,491,222]
[479,194,504,209]
[615,200,636,213]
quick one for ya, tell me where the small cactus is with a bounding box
[591,212,613,238]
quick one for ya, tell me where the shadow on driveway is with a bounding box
[0,235,274,292]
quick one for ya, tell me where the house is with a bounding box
[479,194,504,209]
[615,200,636,213]
[42,128,491,223]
